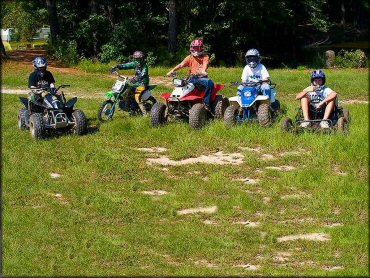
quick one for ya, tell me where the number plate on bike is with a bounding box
[112,80,125,92]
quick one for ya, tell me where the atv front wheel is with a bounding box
[224,106,238,127]
[29,113,45,139]
[214,96,230,119]
[281,117,293,131]
[98,100,115,121]
[257,103,271,126]
[72,109,88,135]
[337,117,349,134]
[151,102,167,127]
[18,108,29,130]
[189,103,207,130]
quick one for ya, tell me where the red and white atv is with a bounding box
[151,73,228,129]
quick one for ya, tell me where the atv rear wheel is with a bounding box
[337,116,348,134]
[257,103,271,126]
[344,109,350,122]
[224,106,238,127]
[98,100,114,121]
[281,117,293,131]
[214,96,229,119]
[29,113,45,139]
[72,109,87,135]
[151,102,167,127]
[18,108,29,130]
[189,103,207,130]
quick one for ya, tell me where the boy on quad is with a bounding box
[295,70,338,129]
[112,51,156,115]
[241,48,277,107]
[28,56,58,102]
[166,39,215,113]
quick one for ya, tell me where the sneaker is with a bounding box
[320,120,330,129]
[300,122,310,128]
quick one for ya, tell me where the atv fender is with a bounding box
[160,93,171,100]
[66,97,77,108]
[229,96,241,108]
[180,95,203,101]
[19,97,29,108]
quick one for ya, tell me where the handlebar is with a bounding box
[32,84,70,95]
[230,79,276,88]
[111,69,129,81]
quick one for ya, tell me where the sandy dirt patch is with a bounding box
[233,264,259,270]
[277,232,330,242]
[261,154,277,160]
[141,190,168,196]
[263,197,271,204]
[323,265,344,271]
[232,220,259,227]
[136,147,168,153]
[234,177,259,184]
[342,99,368,104]
[177,206,217,215]
[48,192,68,205]
[273,251,292,263]
[203,219,218,225]
[147,151,244,166]
[266,165,296,171]
[50,172,62,178]
[323,222,344,228]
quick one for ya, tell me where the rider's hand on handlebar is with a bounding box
[166,71,174,77]
[111,65,117,72]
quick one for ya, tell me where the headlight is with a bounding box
[173,78,184,87]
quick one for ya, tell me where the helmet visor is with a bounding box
[246,56,259,64]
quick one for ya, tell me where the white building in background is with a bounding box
[1,28,15,42]
[1,26,50,42]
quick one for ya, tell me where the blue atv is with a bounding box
[224,80,279,127]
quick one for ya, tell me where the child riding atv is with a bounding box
[29,56,58,102]
[241,48,277,106]
[166,39,215,113]
[295,70,338,129]
[112,51,156,115]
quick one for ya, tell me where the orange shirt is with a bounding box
[180,55,209,76]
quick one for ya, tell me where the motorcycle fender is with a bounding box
[19,97,29,108]
[141,90,151,101]
[66,97,78,108]
[229,96,241,108]
[104,91,115,100]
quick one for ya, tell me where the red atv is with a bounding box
[151,73,228,129]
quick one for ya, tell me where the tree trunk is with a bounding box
[46,0,59,42]
[340,1,345,25]
[167,0,177,54]
[90,0,99,56]
[105,0,115,28]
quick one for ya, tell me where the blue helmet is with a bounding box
[245,48,261,68]
[33,56,47,71]
[311,69,326,85]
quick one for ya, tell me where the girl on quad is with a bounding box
[295,70,338,129]
[112,51,156,115]
[166,39,214,113]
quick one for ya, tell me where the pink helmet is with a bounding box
[190,39,205,56]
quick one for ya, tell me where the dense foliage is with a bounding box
[2,0,369,67]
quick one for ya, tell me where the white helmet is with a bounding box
[245,48,261,68]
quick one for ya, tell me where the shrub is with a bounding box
[334,49,367,68]
[51,40,79,67]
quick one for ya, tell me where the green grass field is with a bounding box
[1,62,369,276]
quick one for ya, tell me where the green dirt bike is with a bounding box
[97,69,157,121]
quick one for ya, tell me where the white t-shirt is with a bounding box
[306,86,333,103]
[241,63,270,82]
